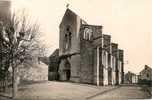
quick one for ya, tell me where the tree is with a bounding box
[0,11,41,98]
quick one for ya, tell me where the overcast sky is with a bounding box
[11,0,152,74]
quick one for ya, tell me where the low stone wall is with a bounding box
[18,62,48,84]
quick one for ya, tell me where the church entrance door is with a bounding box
[64,59,71,81]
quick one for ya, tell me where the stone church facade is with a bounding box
[50,8,124,85]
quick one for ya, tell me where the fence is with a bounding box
[0,75,13,97]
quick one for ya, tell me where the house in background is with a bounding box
[124,71,138,84]
[138,65,152,85]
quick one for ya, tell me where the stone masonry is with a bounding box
[49,8,124,86]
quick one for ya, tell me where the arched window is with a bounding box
[64,26,72,50]
[83,28,93,40]
[65,33,68,50]
[69,32,72,49]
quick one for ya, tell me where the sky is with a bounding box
[11,0,152,74]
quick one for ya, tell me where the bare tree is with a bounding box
[0,11,42,98]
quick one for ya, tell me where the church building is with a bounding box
[49,8,124,86]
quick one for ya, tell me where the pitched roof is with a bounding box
[145,65,152,69]
[38,57,49,65]
[59,8,88,27]
[50,49,59,57]
[126,71,136,76]
[142,65,152,71]
[139,65,152,75]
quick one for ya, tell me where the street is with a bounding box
[0,81,151,100]
[87,84,151,100]
[16,81,151,100]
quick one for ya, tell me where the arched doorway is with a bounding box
[64,59,71,81]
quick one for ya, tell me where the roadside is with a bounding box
[0,82,150,100]
[88,84,151,100]
[0,95,12,100]
[86,86,120,99]
[140,85,152,97]
[16,81,118,100]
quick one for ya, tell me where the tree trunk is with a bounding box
[12,66,18,99]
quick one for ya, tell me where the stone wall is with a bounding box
[70,55,81,82]
[80,25,102,84]
[59,9,81,56]
[93,48,97,84]
[102,34,111,53]
[59,56,81,82]
[58,8,124,86]
[58,59,67,81]
[80,39,94,83]
[49,56,60,80]
[111,43,119,85]
[111,55,116,85]
[93,47,104,85]
[102,34,112,85]
[59,9,82,82]
[118,49,124,83]
[102,50,108,85]
[18,61,48,83]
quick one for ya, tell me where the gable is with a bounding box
[59,8,78,28]
[140,65,152,75]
